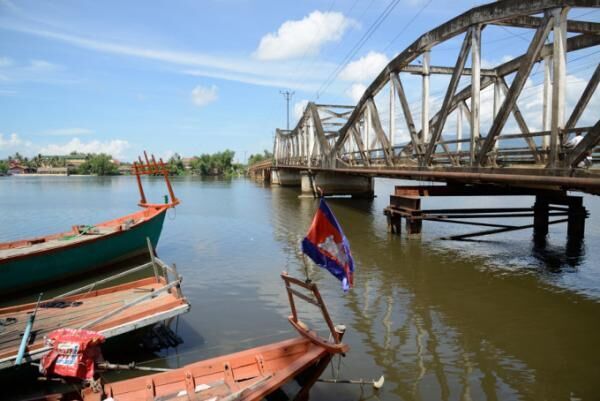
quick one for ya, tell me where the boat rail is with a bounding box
[281,273,348,354]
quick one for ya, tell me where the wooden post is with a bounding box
[146,237,160,282]
[567,197,586,241]
[533,197,549,238]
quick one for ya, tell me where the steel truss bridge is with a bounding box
[268,0,600,195]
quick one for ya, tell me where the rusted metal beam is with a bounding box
[400,64,497,76]
[478,13,553,165]
[390,73,422,157]
[494,15,600,34]
[565,63,600,132]
[424,29,472,166]
[367,99,394,166]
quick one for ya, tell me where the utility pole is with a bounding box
[279,90,295,131]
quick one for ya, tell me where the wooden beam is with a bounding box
[390,73,423,157]
[565,119,600,168]
[424,29,472,166]
[470,25,481,166]
[350,125,371,166]
[478,13,553,165]
[367,99,394,166]
[498,77,541,162]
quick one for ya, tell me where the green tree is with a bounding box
[78,154,118,175]
[0,160,8,175]
[167,153,185,175]
[247,150,273,166]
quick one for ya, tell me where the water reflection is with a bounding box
[268,184,600,400]
[2,177,600,400]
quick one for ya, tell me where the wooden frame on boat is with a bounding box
[0,256,189,370]
[78,274,348,401]
[0,152,180,295]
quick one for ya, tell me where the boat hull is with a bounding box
[0,208,167,295]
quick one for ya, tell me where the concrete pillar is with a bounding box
[271,169,281,185]
[277,169,301,187]
[312,172,374,198]
[300,172,315,196]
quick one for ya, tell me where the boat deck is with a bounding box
[0,276,189,369]
[99,336,329,401]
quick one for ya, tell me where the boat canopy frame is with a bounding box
[281,273,348,354]
[132,151,180,208]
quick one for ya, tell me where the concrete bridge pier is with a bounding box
[271,169,301,187]
[300,171,374,198]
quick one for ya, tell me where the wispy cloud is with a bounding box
[0,9,331,91]
[339,51,389,82]
[191,85,218,107]
[254,11,357,61]
[38,127,94,136]
[39,138,130,159]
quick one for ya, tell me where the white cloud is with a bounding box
[254,11,356,61]
[340,52,389,82]
[39,127,93,136]
[346,83,367,103]
[0,132,24,148]
[39,138,130,158]
[294,99,309,121]
[0,57,12,67]
[27,59,59,72]
[191,85,218,107]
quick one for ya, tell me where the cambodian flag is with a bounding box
[302,199,354,291]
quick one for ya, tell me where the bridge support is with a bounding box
[271,169,300,187]
[300,172,374,198]
[384,185,588,243]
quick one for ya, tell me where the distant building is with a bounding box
[37,167,68,175]
[182,157,197,170]
[8,161,33,175]
[118,164,132,175]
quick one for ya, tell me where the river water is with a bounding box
[1,175,600,400]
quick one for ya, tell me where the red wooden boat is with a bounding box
[0,256,190,370]
[0,153,179,295]
[42,273,348,401]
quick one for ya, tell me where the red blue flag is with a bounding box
[302,199,354,291]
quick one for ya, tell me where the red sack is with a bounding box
[40,328,105,380]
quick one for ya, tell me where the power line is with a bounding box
[383,0,433,53]
[315,0,403,99]
[280,90,295,130]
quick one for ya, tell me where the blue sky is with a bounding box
[0,0,598,162]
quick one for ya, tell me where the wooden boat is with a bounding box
[0,256,189,370]
[0,153,179,295]
[79,273,348,401]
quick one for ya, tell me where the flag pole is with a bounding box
[301,252,312,284]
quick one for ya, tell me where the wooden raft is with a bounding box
[0,274,189,370]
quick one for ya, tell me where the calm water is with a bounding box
[1,175,600,400]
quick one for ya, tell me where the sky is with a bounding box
[0,0,598,162]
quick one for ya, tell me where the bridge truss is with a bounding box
[273,0,600,194]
